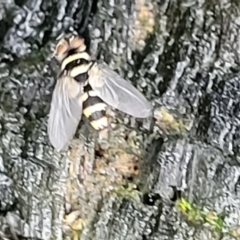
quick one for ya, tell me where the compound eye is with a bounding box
[70,36,85,50]
[55,40,69,58]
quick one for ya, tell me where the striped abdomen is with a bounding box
[80,84,108,130]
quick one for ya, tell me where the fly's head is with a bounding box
[53,32,87,62]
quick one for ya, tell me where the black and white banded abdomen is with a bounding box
[80,84,108,130]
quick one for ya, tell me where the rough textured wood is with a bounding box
[0,0,240,239]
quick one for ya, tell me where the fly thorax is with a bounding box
[62,57,92,84]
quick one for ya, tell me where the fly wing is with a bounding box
[47,76,83,151]
[88,63,152,118]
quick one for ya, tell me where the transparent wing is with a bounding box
[88,63,152,118]
[47,76,83,151]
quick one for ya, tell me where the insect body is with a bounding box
[81,83,108,131]
[48,33,152,151]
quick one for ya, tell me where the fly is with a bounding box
[48,33,152,151]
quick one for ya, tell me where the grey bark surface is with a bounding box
[0,0,240,240]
